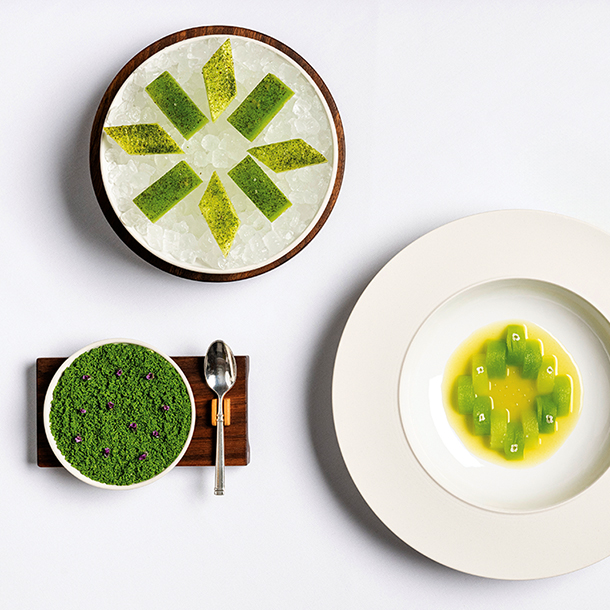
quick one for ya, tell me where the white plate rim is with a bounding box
[332,210,610,579]
[43,338,197,489]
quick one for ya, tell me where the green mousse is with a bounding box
[228,156,292,221]
[227,74,294,141]
[248,139,327,172]
[133,161,202,222]
[198,172,240,256]
[202,39,237,122]
[146,71,209,139]
[49,343,192,487]
[104,124,183,155]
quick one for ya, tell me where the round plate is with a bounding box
[332,210,610,579]
[43,339,196,489]
[90,26,345,282]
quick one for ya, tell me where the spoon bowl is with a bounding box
[204,340,237,495]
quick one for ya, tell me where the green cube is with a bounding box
[471,353,489,396]
[146,71,209,139]
[490,408,509,450]
[227,74,294,141]
[104,124,183,154]
[503,422,525,460]
[522,339,543,379]
[228,156,292,221]
[198,172,240,256]
[536,355,557,395]
[536,395,558,434]
[248,139,327,173]
[473,396,492,436]
[553,375,572,417]
[522,409,540,449]
[486,340,507,379]
[456,375,475,415]
[203,39,237,122]
[506,324,526,366]
[133,161,202,222]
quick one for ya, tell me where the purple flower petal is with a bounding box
[129,422,137,431]
[138,452,148,461]
[79,408,86,414]
[146,373,154,380]
[152,430,159,438]
[107,402,114,409]
[103,448,110,457]
[74,436,82,443]
[82,375,90,381]
[116,369,122,377]
[162,404,170,412]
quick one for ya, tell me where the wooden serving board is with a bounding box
[36,356,250,467]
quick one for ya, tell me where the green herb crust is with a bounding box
[145,71,209,139]
[228,156,292,221]
[198,172,240,256]
[248,139,327,173]
[49,343,192,486]
[103,124,183,155]
[202,39,237,122]
[227,74,294,141]
[133,161,202,222]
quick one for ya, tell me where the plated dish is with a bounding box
[90,26,345,281]
[43,339,196,489]
[332,210,610,579]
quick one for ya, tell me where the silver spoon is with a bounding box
[204,340,237,495]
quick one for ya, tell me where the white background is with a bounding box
[2,1,610,607]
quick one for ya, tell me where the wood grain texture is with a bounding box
[37,356,250,467]
[90,25,345,282]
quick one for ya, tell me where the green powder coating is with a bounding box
[248,139,327,173]
[227,74,294,141]
[228,156,292,221]
[198,172,240,256]
[133,161,202,222]
[103,124,183,155]
[49,343,192,486]
[145,71,209,139]
[202,39,237,122]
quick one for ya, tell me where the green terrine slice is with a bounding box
[198,172,240,256]
[228,156,292,221]
[202,39,237,122]
[248,139,327,172]
[133,161,202,222]
[145,71,209,139]
[104,124,183,155]
[227,74,294,141]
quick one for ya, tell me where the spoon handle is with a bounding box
[214,394,225,495]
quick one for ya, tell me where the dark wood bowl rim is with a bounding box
[89,25,346,282]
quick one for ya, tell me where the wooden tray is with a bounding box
[37,356,250,467]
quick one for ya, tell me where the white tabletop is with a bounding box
[3,1,610,607]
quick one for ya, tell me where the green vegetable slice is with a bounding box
[506,324,526,366]
[146,71,209,139]
[202,39,237,122]
[133,161,202,222]
[456,375,475,415]
[553,375,572,417]
[503,422,525,460]
[198,172,240,256]
[228,156,292,221]
[471,353,489,396]
[522,409,540,449]
[104,124,183,154]
[536,395,558,434]
[227,74,294,141]
[486,340,507,379]
[490,408,509,450]
[473,396,492,435]
[522,339,543,379]
[536,355,557,395]
[247,139,327,173]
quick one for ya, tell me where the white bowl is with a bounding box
[43,338,196,489]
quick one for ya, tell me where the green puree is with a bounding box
[202,39,237,122]
[248,139,327,173]
[104,124,183,155]
[49,343,192,486]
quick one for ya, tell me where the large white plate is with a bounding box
[332,210,610,579]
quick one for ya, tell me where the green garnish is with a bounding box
[247,139,327,172]
[103,124,183,155]
[202,39,237,122]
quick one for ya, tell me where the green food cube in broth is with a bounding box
[506,324,526,365]
[198,172,240,256]
[146,71,209,139]
[522,409,539,449]
[471,353,489,396]
[536,395,558,434]
[486,340,507,379]
[248,139,327,172]
[503,422,525,460]
[104,124,183,154]
[522,339,543,379]
[456,375,475,414]
[133,161,202,222]
[490,408,509,450]
[553,375,572,417]
[202,39,237,122]
[227,74,294,141]
[228,156,292,221]
[473,396,492,435]
[536,355,557,395]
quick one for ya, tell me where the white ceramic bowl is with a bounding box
[43,338,196,489]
